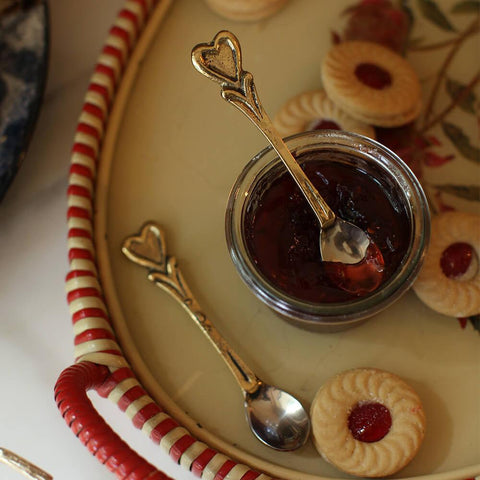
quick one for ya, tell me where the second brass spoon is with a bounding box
[191,30,370,264]
[123,222,310,451]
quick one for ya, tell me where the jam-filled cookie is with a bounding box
[414,210,480,318]
[204,0,288,21]
[321,41,422,127]
[311,368,426,477]
[273,89,376,139]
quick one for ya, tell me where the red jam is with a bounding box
[244,151,410,303]
[348,401,392,442]
[355,62,392,89]
[324,242,385,296]
[440,242,474,279]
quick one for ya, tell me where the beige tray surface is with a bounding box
[95,0,480,478]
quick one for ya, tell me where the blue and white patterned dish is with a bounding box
[0,0,49,201]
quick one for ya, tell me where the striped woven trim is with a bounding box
[65,1,274,479]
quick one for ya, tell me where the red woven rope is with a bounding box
[54,362,171,480]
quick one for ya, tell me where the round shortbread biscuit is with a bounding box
[273,89,376,139]
[321,41,422,127]
[413,210,480,318]
[347,100,422,128]
[204,0,288,22]
[311,368,426,477]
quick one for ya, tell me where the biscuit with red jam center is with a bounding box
[273,89,376,138]
[311,368,426,477]
[414,210,480,317]
[321,41,422,127]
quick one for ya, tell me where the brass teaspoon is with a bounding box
[122,222,311,451]
[191,30,370,264]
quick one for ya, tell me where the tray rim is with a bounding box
[65,0,480,479]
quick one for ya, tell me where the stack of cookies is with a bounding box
[274,40,422,139]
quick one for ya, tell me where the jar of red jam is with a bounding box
[225,131,430,331]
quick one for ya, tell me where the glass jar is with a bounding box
[225,130,430,332]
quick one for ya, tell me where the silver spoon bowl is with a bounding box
[246,382,311,451]
[191,30,370,265]
[122,222,311,451]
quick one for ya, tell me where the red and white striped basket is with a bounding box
[54,1,275,478]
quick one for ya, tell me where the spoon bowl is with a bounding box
[246,383,311,451]
[321,216,372,264]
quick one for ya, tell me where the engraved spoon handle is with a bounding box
[191,30,335,228]
[122,223,261,394]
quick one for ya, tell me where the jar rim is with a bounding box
[225,130,430,328]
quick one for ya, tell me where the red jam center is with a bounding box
[440,242,474,279]
[244,153,410,303]
[312,119,341,131]
[355,62,392,89]
[348,402,392,443]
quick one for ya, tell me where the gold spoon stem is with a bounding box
[122,223,260,394]
[192,30,335,229]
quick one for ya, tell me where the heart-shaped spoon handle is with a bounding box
[122,222,261,395]
[192,30,335,229]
